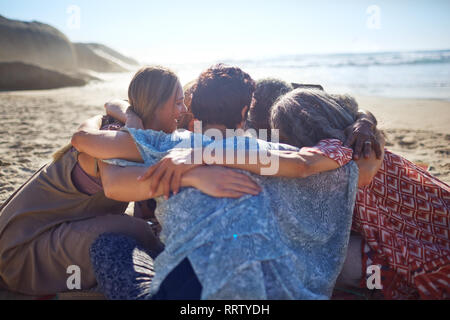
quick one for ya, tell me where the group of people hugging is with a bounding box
[0,64,449,300]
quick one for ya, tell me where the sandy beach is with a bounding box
[0,78,449,205]
[355,95,450,182]
[0,74,129,204]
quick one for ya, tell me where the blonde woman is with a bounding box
[0,66,259,296]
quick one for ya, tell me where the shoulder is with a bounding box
[302,139,353,167]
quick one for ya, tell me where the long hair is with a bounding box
[270,89,359,148]
[53,66,179,162]
[128,66,179,126]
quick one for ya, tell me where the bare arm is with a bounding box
[139,147,342,198]
[74,115,338,181]
[71,129,143,162]
[104,99,129,123]
[140,135,385,197]
[74,115,104,177]
[98,162,261,202]
[354,131,385,186]
[104,100,144,129]
[204,144,384,187]
[99,161,179,201]
[203,148,340,178]
[71,110,139,161]
[77,115,103,131]
[72,101,146,161]
[345,109,382,159]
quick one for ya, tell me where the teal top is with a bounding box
[104,128,358,300]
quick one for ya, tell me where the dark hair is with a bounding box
[270,89,359,148]
[245,78,293,139]
[191,64,255,129]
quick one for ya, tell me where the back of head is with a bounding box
[270,89,358,148]
[191,63,255,129]
[246,78,293,136]
[128,66,179,126]
[177,79,197,130]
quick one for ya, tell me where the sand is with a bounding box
[0,62,88,91]
[354,95,450,182]
[0,74,129,203]
[1,79,449,205]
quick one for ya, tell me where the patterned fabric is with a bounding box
[303,139,354,167]
[316,139,450,299]
[104,128,359,300]
[101,115,123,131]
[90,233,155,300]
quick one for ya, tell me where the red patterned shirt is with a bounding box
[306,139,450,299]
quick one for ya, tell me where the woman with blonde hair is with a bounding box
[0,66,259,296]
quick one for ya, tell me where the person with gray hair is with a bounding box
[246,78,382,160]
[270,88,450,299]
[270,89,360,148]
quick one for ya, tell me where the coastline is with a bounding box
[354,95,450,134]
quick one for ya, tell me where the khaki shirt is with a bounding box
[0,148,128,272]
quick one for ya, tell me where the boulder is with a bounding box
[0,15,77,71]
[0,62,86,91]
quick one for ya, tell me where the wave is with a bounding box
[225,50,450,69]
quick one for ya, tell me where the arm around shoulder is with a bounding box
[71,129,143,162]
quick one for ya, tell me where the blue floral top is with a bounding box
[104,128,359,300]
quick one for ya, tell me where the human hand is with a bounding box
[344,119,382,160]
[137,148,201,199]
[186,166,262,198]
[104,100,130,123]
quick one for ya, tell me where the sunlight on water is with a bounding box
[65,50,450,102]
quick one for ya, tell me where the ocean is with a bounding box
[165,50,450,101]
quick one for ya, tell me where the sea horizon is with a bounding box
[142,49,450,101]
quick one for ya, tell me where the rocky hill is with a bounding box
[0,15,139,90]
[0,15,77,71]
[0,62,86,91]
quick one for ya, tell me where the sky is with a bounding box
[1,0,450,64]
